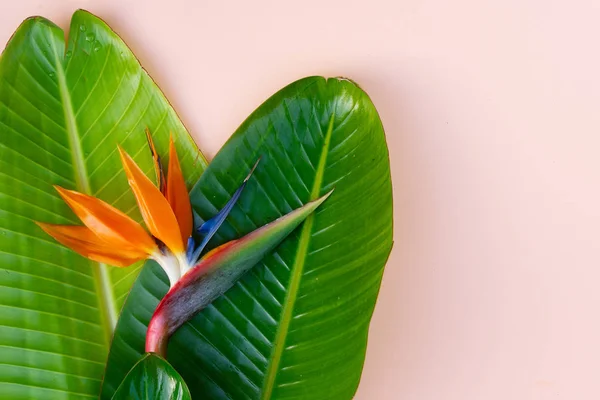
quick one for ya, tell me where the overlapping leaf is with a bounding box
[0,10,206,398]
[112,354,191,400]
[102,77,393,399]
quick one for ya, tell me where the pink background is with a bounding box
[3,1,600,399]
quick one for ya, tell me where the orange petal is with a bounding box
[54,186,158,255]
[145,128,166,194]
[36,223,145,267]
[166,135,193,243]
[119,147,185,254]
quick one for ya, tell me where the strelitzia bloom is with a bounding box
[36,133,242,287]
[36,130,333,373]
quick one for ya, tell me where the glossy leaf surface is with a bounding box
[112,353,191,400]
[102,77,393,399]
[0,10,206,398]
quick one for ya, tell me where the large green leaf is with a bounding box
[102,77,393,399]
[0,10,206,399]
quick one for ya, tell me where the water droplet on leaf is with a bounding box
[93,41,101,52]
[65,50,72,58]
[79,24,86,31]
[48,72,55,78]
[85,32,94,42]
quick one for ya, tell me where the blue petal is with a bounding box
[188,158,260,264]
[185,237,196,263]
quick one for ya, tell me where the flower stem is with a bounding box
[146,310,168,357]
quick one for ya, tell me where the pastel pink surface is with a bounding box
[3,1,600,399]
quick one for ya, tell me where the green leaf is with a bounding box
[0,10,206,398]
[102,76,393,399]
[112,353,191,400]
[147,192,332,356]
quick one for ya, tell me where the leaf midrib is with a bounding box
[260,113,335,399]
[48,26,117,344]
